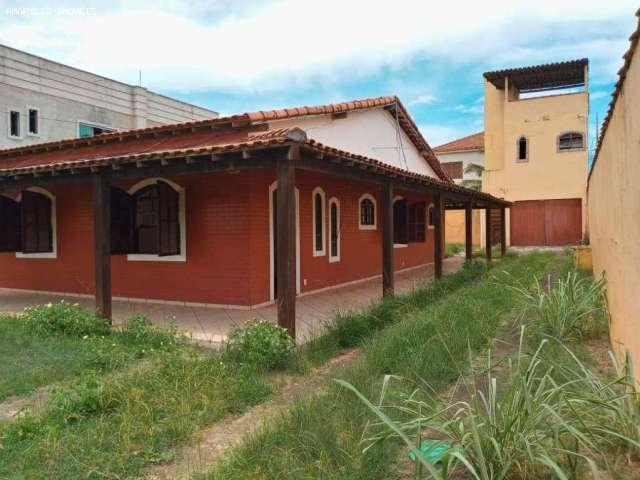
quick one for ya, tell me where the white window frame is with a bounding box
[126,178,187,263]
[328,197,340,263]
[16,187,57,259]
[427,203,436,229]
[77,120,116,138]
[7,107,21,140]
[312,187,326,257]
[393,195,408,248]
[27,106,40,137]
[358,193,377,230]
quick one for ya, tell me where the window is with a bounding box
[20,190,55,256]
[8,110,20,138]
[558,132,584,151]
[393,197,408,245]
[28,108,39,136]
[441,161,463,180]
[517,136,528,162]
[312,187,326,256]
[358,194,377,230]
[408,202,426,243]
[329,198,340,262]
[127,179,185,261]
[0,196,21,252]
[428,204,436,229]
[79,122,115,138]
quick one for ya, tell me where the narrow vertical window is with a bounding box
[312,187,326,256]
[358,194,377,230]
[9,110,20,138]
[517,136,528,162]
[408,202,426,243]
[28,108,39,135]
[329,198,340,262]
[393,198,408,245]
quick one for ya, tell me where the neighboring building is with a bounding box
[0,44,217,149]
[588,10,640,376]
[434,132,484,245]
[482,59,589,246]
[0,96,507,336]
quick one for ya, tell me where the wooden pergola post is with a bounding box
[485,207,493,262]
[276,146,298,339]
[465,201,473,261]
[434,193,444,279]
[382,181,394,297]
[92,171,112,322]
[500,207,507,257]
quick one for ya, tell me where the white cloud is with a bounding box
[409,94,437,106]
[0,0,636,92]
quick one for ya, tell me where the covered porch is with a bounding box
[0,257,464,344]
[0,119,510,342]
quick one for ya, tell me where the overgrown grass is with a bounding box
[444,243,464,258]
[205,252,555,479]
[294,259,495,369]
[0,311,182,401]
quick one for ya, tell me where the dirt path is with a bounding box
[145,348,360,480]
[0,384,52,422]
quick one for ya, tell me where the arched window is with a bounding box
[329,198,340,262]
[17,188,56,258]
[517,136,528,162]
[312,187,326,256]
[558,132,584,151]
[393,196,408,245]
[427,203,436,229]
[128,179,185,261]
[358,194,376,230]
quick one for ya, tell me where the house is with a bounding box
[0,96,509,338]
[0,44,217,148]
[588,9,640,376]
[434,132,484,246]
[482,59,589,247]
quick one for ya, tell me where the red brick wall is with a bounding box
[0,169,436,306]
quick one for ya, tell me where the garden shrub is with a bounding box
[225,320,294,370]
[121,314,183,351]
[23,301,110,337]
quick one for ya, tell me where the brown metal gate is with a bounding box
[510,199,582,246]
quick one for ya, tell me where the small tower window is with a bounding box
[517,136,528,162]
[558,132,584,151]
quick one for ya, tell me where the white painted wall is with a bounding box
[435,150,484,185]
[0,44,218,148]
[268,108,437,177]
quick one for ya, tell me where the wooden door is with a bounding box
[510,201,546,246]
[544,199,582,246]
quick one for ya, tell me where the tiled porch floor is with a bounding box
[0,258,464,344]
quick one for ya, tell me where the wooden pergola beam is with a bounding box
[92,172,112,322]
[382,182,394,296]
[434,193,444,278]
[276,146,298,340]
[485,207,493,262]
[465,201,473,261]
[500,207,507,257]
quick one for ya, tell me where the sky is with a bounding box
[1,0,638,150]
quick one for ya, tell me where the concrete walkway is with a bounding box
[0,258,464,344]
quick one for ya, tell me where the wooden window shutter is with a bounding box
[393,199,408,244]
[408,202,426,243]
[110,187,135,255]
[0,196,21,252]
[157,181,180,256]
[21,190,52,253]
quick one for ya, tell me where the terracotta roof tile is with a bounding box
[590,8,640,181]
[0,95,451,183]
[433,132,484,153]
[0,127,508,207]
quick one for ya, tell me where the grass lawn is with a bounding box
[0,314,175,401]
[204,251,556,479]
[0,257,498,479]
